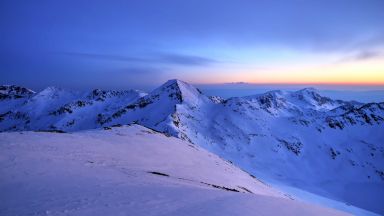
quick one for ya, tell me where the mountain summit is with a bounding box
[150,79,206,105]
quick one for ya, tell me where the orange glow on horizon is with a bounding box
[192,73,384,86]
[193,80,384,86]
[188,59,384,86]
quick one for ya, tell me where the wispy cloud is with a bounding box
[61,52,145,62]
[61,52,218,67]
[352,51,384,60]
[159,54,218,66]
[337,50,384,63]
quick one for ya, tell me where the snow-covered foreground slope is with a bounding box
[0,125,348,216]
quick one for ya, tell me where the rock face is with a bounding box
[0,79,383,214]
[0,85,35,100]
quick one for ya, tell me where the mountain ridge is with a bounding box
[0,80,383,214]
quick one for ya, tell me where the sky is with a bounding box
[1,0,384,92]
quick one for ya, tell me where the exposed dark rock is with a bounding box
[277,138,303,155]
[35,129,66,133]
[0,85,35,100]
[330,147,340,159]
[376,170,384,180]
[148,171,169,177]
[200,181,240,192]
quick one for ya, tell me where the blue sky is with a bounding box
[1,0,384,90]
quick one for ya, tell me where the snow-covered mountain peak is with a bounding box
[0,85,35,100]
[293,87,324,101]
[266,89,286,96]
[39,86,62,93]
[150,79,206,106]
[236,90,289,115]
[296,87,319,94]
[35,86,79,99]
[245,90,285,98]
[289,88,342,111]
[28,86,84,108]
[260,90,287,100]
[97,79,210,137]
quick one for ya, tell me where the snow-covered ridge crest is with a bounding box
[86,88,147,101]
[0,79,382,134]
[0,80,382,133]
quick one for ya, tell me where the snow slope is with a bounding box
[0,125,348,216]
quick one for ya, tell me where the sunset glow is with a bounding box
[1,0,383,90]
[177,54,384,85]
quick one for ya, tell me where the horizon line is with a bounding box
[193,81,384,86]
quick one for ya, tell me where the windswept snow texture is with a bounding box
[0,125,348,216]
[1,80,383,214]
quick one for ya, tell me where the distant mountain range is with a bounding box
[1,80,383,214]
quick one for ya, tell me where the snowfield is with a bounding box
[0,125,348,216]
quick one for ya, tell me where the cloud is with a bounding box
[61,52,218,67]
[61,52,145,62]
[159,54,218,66]
[352,51,384,60]
[337,50,384,63]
